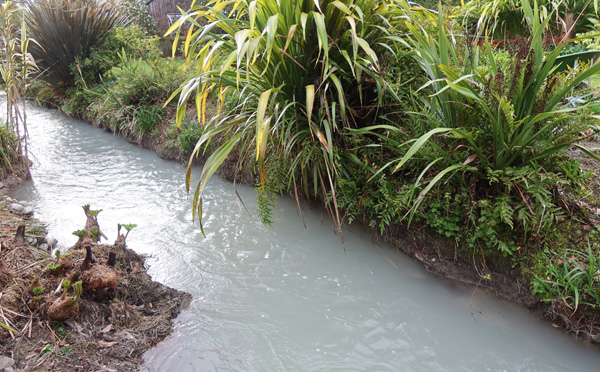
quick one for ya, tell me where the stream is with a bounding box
[7,104,600,371]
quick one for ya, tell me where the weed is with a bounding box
[41,345,53,354]
[531,244,600,311]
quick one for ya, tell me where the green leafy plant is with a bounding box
[120,0,157,35]
[531,245,600,311]
[164,117,205,155]
[0,1,34,170]
[168,0,395,240]
[32,285,44,296]
[133,105,164,135]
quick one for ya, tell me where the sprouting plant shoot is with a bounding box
[60,280,71,299]
[118,223,137,239]
[33,285,44,296]
[90,226,99,240]
[71,281,82,304]
[82,204,102,216]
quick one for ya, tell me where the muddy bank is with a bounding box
[0,189,191,371]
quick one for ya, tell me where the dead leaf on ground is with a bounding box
[97,340,118,348]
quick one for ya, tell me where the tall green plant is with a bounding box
[0,1,34,169]
[168,0,393,238]
[26,0,124,87]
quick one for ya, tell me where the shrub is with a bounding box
[121,0,157,35]
[89,58,191,135]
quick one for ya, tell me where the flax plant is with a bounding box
[167,0,394,238]
[25,0,124,87]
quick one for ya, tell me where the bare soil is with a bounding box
[0,170,191,371]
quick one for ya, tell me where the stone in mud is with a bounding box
[39,243,49,250]
[18,201,28,206]
[22,206,33,215]
[9,203,23,213]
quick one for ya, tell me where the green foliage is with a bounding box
[120,0,157,35]
[531,245,600,311]
[362,1,600,254]
[0,1,33,168]
[169,0,395,237]
[72,280,83,303]
[0,125,21,171]
[26,0,125,88]
[119,223,137,232]
[164,117,205,155]
[41,345,53,354]
[89,58,190,135]
[72,229,86,238]
[60,279,71,299]
[133,105,164,135]
[463,0,600,38]
[32,285,44,296]
[561,159,593,188]
[424,192,465,238]
[256,183,277,226]
[560,28,600,56]
[113,24,162,63]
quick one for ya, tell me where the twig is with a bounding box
[0,300,16,339]
[46,321,58,343]
[1,306,29,318]
[17,257,52,273]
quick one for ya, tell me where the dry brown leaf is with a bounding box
[101,324,113,333]
[97,340,118,348]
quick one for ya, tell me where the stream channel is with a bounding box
[8,104,600,371]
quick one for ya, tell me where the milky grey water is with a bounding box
[7,104,600,371]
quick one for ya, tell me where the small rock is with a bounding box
[26,236,35,245]
[0,356,14,369]
[39,243,49,250]
[19,200,28,207]
[0,182,5,189]
[22,206,33,215]
[4,367,14,372]
[10,203,23,213]
[46,237,58,248]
